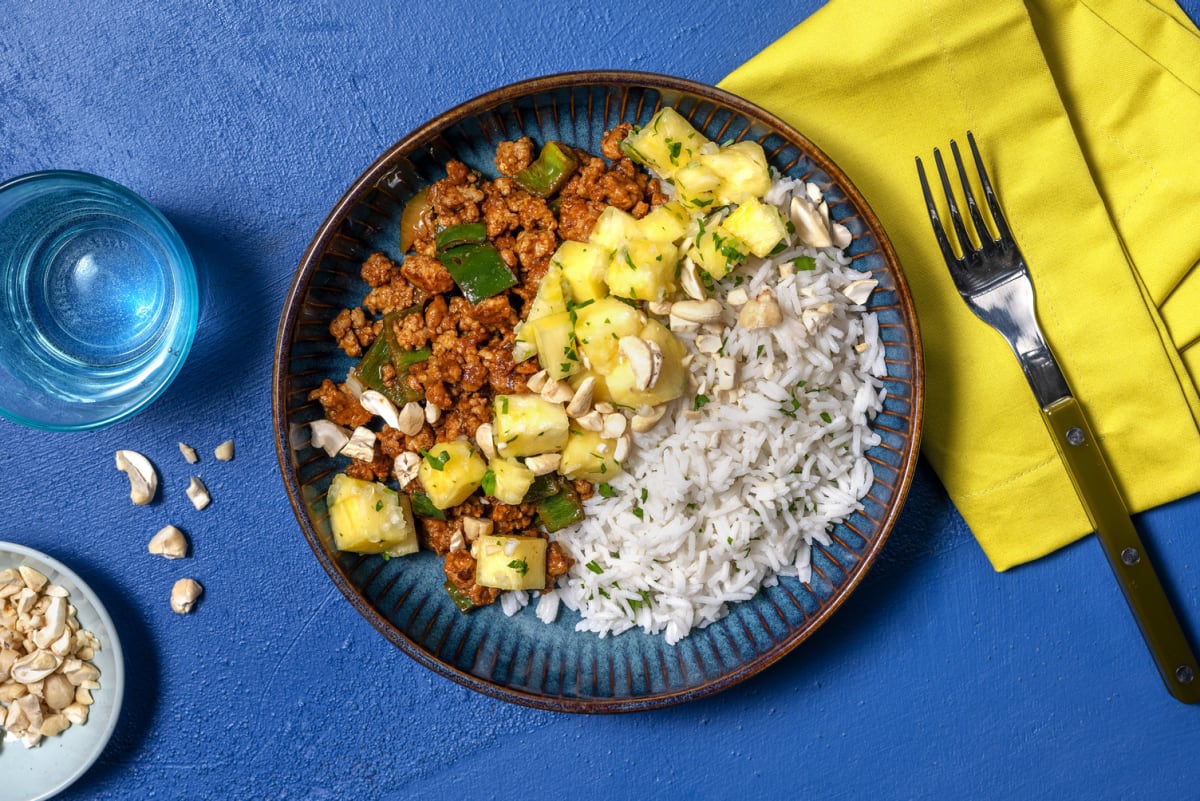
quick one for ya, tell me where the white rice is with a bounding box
[507,177,887,644]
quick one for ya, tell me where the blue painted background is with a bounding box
[2,1,1198,798]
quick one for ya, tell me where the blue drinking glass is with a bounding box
[0,171,199,431]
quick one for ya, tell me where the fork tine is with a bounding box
[950,139,993,245]
[966,131,1013,243]
[915,155,959,266]
[933,146,975,255]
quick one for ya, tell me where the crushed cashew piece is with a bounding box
[178,442,199,464]
[213,439,236,462]
[185,477,211,511]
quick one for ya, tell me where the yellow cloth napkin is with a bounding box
[721,0,1200,570]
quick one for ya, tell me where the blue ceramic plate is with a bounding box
[273,72,923,712]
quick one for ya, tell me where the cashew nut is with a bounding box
[395,402,424,436]
[474,422,497,461]
[148,525,189,559]
[115,450,158,506]
[178,442,199,464]
[669,299,723,324]
[618,336,663,391]
[631,404,668,433]
[737,289,783,330]
[565,376,596,418]
[523,453,562,476]
[185,476,212,511]
[170,578,203,614]
[393,451,421,486]
[309,419,350,457]
[360,389,401,429]
[213,439,235,462]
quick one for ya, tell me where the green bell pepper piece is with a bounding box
[444,580,478,613]
[537,480,585,533]
[438,243,518,304]
[514,141,580,198]
[435,222,488,253]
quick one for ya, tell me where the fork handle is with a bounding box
[1044,396,1200,703]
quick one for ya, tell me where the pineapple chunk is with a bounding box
[474,535,547,590]
[620,106,711,179]
[688,226,748,280]
[672,160,722,211]
[493,394,570,457]
[605,319,688,408]
[529,310,580,380]
[553,240,609,303]
[588,206,642,251]
[486,457,535,505]
[719,197,790,258]
[700,141,772,205]
[637,201,690,243]
[573,296,647,374]
[559,428,623,482]
[514,260,569,361]
[418,439,488,510]
[327,473,419,556]
[605,239,679,302]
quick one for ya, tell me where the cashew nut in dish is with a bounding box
[669,299,723,324]
[115,449,158,506]
[565,376,596,418]
[0,564,103,747]
[524,453,562,476]
[170,578,203,614]
[185,476,211,511]
[148,525,189,559]
[618,336,664,391]
[738,289,783,330]
[309,419,350,457]
[395,402,424,436]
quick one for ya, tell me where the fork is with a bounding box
[916,132,1200,703]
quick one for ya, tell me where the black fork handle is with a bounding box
[1044,396,1200,703]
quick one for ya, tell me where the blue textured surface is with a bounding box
[2,1,1198,798]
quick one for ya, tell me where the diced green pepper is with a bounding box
[409,491,446,520]
[537,480,585,532]
[513,141,580,198]
[444,580,478,613]
[355,307,430,406]
[438,243,518,303]
[523,472,562,503]
[435,222,488,253]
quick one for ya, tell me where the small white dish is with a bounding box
[0,542,125,801]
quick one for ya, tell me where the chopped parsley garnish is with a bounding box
[632,505,645,520]
[820,411,833,424]
[640,487,648,503]
[598,483,617,498]
[586,560,604,574]
[792,256,817,271]
[420,448,450,471]
[693,394,711,410]
[508,559,529,576]
[481,469,497,496]
[499,396,509,413]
